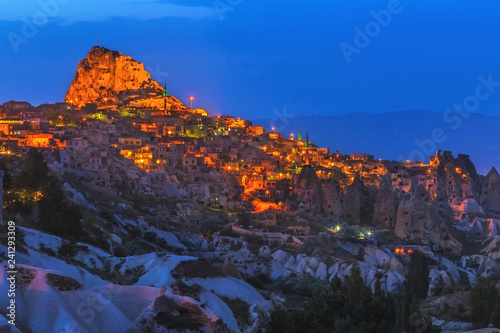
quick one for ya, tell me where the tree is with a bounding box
[406,251,429,300]
[0,157,12,190]
[5,149,51,213]
[12,149,83,239]
[493,293,500,329]
[270,308,303,333]
[269,264,396,333]
[342,264,369,305]
[40,175,65,205]
[470,284,497,327]
[394,296,428,333]
[14,149,50,191]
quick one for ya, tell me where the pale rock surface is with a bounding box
[466,218,500,237]
[316,262,328,279]
[481,167,500,214]
[293,165,323,213]
[431,151,481,204]
[458,199,485,215]
[258,245,271,257]
[362,245,404,275]
[323,179,342,220]
[373,174,400,230]
[342,174,363,224]
[428,268,452,296]
[395,185,462,254]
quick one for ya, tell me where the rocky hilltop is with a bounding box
[65,46,184,109]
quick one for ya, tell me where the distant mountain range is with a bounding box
[253,110,500,176]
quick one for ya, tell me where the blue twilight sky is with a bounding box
[1,0,500,121]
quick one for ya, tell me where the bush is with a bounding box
[122,264,146,285]
[219,296,250,325]
[126,225,142,238]
[144,231,157,243]
[113,246,127,257]
[46,273,81,291]
[157,238,168,248]
[176,281,203,300]
[58,242,78,259]
[39,243,56,256]
[171,259,223,279]
[245,273,272,290]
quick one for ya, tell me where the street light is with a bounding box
[189,96,194,108]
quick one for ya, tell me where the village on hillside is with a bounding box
[3,46,500,333]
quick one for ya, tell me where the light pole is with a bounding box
[189,96,194,109]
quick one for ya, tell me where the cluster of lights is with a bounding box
[394,247,413,255]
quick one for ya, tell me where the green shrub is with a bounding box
[144,231,157,242]
[46,273,82,291]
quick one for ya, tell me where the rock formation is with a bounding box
[435,187,455,225]
[467,218,500,238]
[431,151,481,204]
[293,165,323,213]
[373,174,400,230]
[222,171,243,201]
[65,46,183,109]
[480,167,500,215]
[361,185,378,224]
[341,175,362,224]
[395,185,461,254]
[323,179,342,220]
[342,174,376,225]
